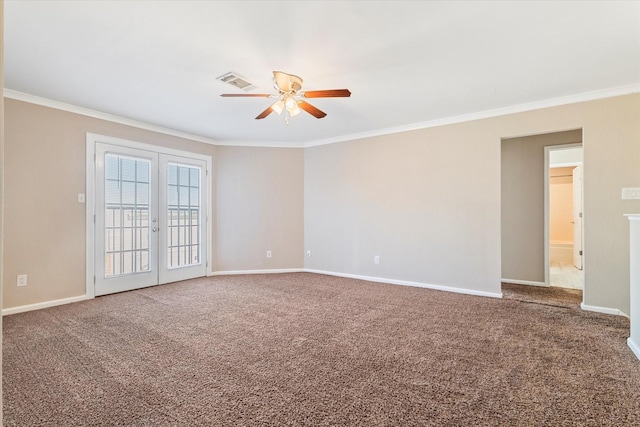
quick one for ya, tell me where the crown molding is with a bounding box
[213,139,305,148]
[3,89,221,146]
[303,83,640,148]
[6,83,639,149]
[4,89,306,148]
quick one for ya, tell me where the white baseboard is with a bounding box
[305,269,503,299]
[3,295,91,316]
[501,278,548,287]
[580,303,629,318]
[627,338,640,361]
[18,271,625,316]
[0,269,302,315]
[209,268,304,276]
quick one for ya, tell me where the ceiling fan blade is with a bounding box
[220,94,272,97]
[298,100,327,119]
[255,105,274,120]
[302,89,351,98]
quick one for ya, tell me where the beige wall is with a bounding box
[550,167,574,243]
[582,95,640,312]
[3,99,304,309]
[215,146,304,271]
[501,130,581,283]
[305,121,502,294]
[305,94,640,314]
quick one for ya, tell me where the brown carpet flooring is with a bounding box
[502,282,583,308]
[3,273,639,426]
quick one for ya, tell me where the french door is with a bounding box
[94,142,208,296]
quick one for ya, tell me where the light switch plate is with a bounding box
[622,188,640,200]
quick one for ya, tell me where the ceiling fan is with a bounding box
[220,71,351,122]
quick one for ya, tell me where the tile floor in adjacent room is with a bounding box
[550,261,584,290]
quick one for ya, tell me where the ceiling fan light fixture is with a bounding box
[285,96,297,110]
[289,104,302,117]
[286,99,301,116]
[271,99,285,115]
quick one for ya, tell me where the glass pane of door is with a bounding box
[104,154,151,277]
[166,163,201,268]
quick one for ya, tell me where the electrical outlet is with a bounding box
[266,250,272,258]
[374,255,380,264]
[77,193,86,203]
[17,274,27,287]
[306,250,312,257]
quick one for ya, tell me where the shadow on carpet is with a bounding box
[502,282,582,308]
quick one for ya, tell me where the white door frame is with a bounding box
[543,143,583,288]
[86,133,213,299]
[572,165,584,270]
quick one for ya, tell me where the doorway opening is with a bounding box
[500,129,584,308]
[546,144,584,290]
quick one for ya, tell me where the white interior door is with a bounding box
[94,143,208,296]
[573,165,583,270]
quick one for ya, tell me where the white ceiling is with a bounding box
[5,1,640,146]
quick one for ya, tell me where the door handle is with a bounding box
[152,227,158,232]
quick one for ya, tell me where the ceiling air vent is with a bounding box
[216,72,255,91]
